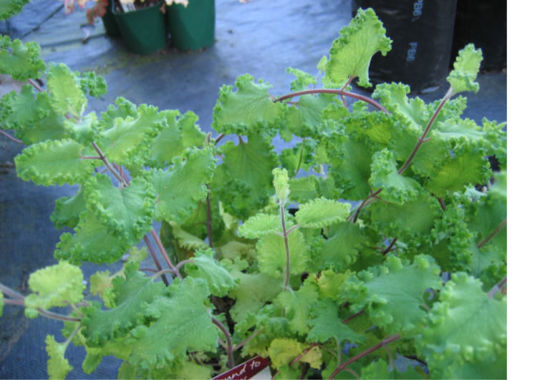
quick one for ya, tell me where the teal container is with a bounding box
[112,2,167,55]
[166,0,215,51]
[101,0,121,37]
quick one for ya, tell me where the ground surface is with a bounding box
[0,0,505,378]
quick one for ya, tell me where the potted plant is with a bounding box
[165,0,215,51]
[0,4,506,379]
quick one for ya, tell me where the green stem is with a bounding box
[276,89,389,114]
[328,334,401,380]
[206,188,214,248]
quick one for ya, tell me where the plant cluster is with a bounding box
[0,4,506,380]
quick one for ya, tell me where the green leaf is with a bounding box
[268,338,306,370]
[98,104,165,166]
[76,70,107,98]
[360,359,425,379]
[45,335,73,380]
[55,211,132,264]
[313,222,366,271]
[82,264,166,346]
[273,167,290,203]
[0,36,45,80]
[369,149,422,204]
[15,139,95,186]
[418,273,506,377]
[282,93,336,138]
[274,281,319,335]
[212,74,284,135]
[184,249,236,297]
[127,278,218,370]
[212,134,277,219]
[447,44,483,94]
[148,110,205,167]
[84,174,155,241]
[0,86,67,144]
[295,198,350,228]
[238,213,283,239]
[229,271,283,323]
[47,63,87,117]
[345,255,442,333]
[50,187,86,229]
[288,176,319,204]
[368,191,440,236]
[25,262,84,316]
[307,299,363,344]
[152,148,216,224]
[256,230,308,278]
[0,290,3,317]
[286,67,317,91]
[325,8,391,87]
[425,150,491,197]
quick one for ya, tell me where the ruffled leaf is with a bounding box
[47,63,87,117]
[50,187,86,229]
[127,278,218,369]
[325,8,392,87]
[82,264,166,346]
[268,338,306,370]
[15,139,95,186]
[55,211,132,264]
[344,255,442,333]
[307,299,363,344]
[418,273,506,377]
[98,104,165,166]
[447,44,483,94]
[274,281,319,335]
[0,36,45,80]
[152,148,216,224]
[25,262,85,316]
[369,148,422,204]
[212,134,277,219]
[45,335,73,380]
[84,174,155,241]
[295,198,350,228]
[257,230,308,278]
[0,86,67,144]
[212,74,284,135]
[183,249,236,297]
[238,213,283,239]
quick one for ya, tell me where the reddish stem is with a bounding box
[143,234,170,286]
[477,218,507,249]
[0,129,24,144]
[151,229,181,280]
[398,88,452,175]
[276,89,388,114]
[381,238,397,255]
[328,334,401,380]
[212,317,234,368]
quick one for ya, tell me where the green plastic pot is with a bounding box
[166,0,215,51]
[101,0,121,37]
[112,2,167,55]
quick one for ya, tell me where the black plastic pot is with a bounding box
[451,0,506,72]
[352,0,458,93]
